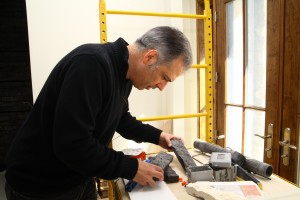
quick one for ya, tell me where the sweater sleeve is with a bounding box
[52,55,137,180]
[116,110,162,145]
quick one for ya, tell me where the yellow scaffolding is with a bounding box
[99,0,213,142]
[99,1,213,199]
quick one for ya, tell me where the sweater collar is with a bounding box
[111,38,129,81]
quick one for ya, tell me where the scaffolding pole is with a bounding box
[204,0,213,142]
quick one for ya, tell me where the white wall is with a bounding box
[26,0,198,153]
[26,0,100,99]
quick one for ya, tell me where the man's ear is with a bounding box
[142,49,158,66]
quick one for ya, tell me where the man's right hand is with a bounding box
[132,159,164,187]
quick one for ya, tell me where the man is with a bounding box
[5,26,192,199]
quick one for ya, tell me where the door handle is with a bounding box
[254,134,271,139]
[254,123,273,159]
[278,140,297,150]
[279,128,297,166]
[214,130,225,143]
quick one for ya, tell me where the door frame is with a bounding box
[213,0,300,184]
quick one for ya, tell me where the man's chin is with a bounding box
[133,85,145,90]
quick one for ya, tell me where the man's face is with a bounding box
[134,57,184,91]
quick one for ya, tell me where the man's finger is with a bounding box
[152,164,164,173]
[171,136,184,144]
[152,169,164,181]
[147,178,156,187]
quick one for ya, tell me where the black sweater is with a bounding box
[5,38,162,194]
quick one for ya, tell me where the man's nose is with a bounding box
[156,81,168,91]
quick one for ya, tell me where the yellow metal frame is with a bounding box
[99,0,213,142]
[99,0,107,43]
[204,0,214,142]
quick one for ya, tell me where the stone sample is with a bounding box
[171,139,197,171]
[164,166,179,183]
[150,151,174,170]
[186,183,242,200]
[149,154,179,183]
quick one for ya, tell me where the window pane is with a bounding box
[245,0,267,108]
[244,109,265,161]
[225,106,243,152]
[226,0,244,105]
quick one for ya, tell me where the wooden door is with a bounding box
[265,0,300,183]
[213,0,300,184]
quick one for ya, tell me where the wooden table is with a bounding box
[118,149,300,200]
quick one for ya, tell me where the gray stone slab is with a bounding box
[171,139,197,171]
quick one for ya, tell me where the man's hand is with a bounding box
[159,132,183,150]
[132,159,164,187]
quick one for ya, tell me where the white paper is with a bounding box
[124,179,177,200]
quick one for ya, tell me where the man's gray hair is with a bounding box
[135,26,193,71]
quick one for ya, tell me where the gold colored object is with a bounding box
[107,10,205,19]
[99,0,107,43]
[279,128,297,166]
[192,64,208,69]
[138,112,207,122]
[204,0,213,142]
[255,123,273,159]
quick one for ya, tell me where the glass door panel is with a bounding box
[244,109,265,161]
[224,0,267,157]
[225,106,243,152]
[245,0,267,108]
[226,0,243,105]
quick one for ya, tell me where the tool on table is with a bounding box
[236,165,262,190]
[122,148,146,160]
[193,139,273,189]
[193,139,273,178]
[125,179,138,192]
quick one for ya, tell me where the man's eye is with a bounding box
[163,75,170,82]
